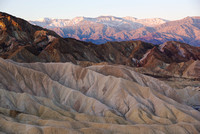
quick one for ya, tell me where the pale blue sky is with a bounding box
[0,0,199,20]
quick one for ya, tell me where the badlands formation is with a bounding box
[0,12,200,134]
[0,58,200,134]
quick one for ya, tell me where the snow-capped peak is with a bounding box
[137,18,168,26]
[96,16,123,22]
[36,17,52,22]
[72,16,85,23]
[123,16,137,21]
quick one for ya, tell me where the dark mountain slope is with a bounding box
[0,12,154,65]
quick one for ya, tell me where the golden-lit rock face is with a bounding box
[0,12,59,60]
[0,22,6,30]
[0,58,200,134]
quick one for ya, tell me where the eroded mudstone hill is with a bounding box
[0,58,200,134]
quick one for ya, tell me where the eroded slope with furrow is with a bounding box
[0,58,200,134]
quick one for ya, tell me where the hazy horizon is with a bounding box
[0,0,199,21]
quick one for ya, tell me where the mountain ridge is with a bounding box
[30,16,200,46]
[31,16,168,27]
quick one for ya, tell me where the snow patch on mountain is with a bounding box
[140,50,151,62]
[30,16,168,29]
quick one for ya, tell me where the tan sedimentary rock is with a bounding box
[0,58,200,134]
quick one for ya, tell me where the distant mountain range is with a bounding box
[30,16,200,46]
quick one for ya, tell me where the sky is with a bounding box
[0,0,200,21]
